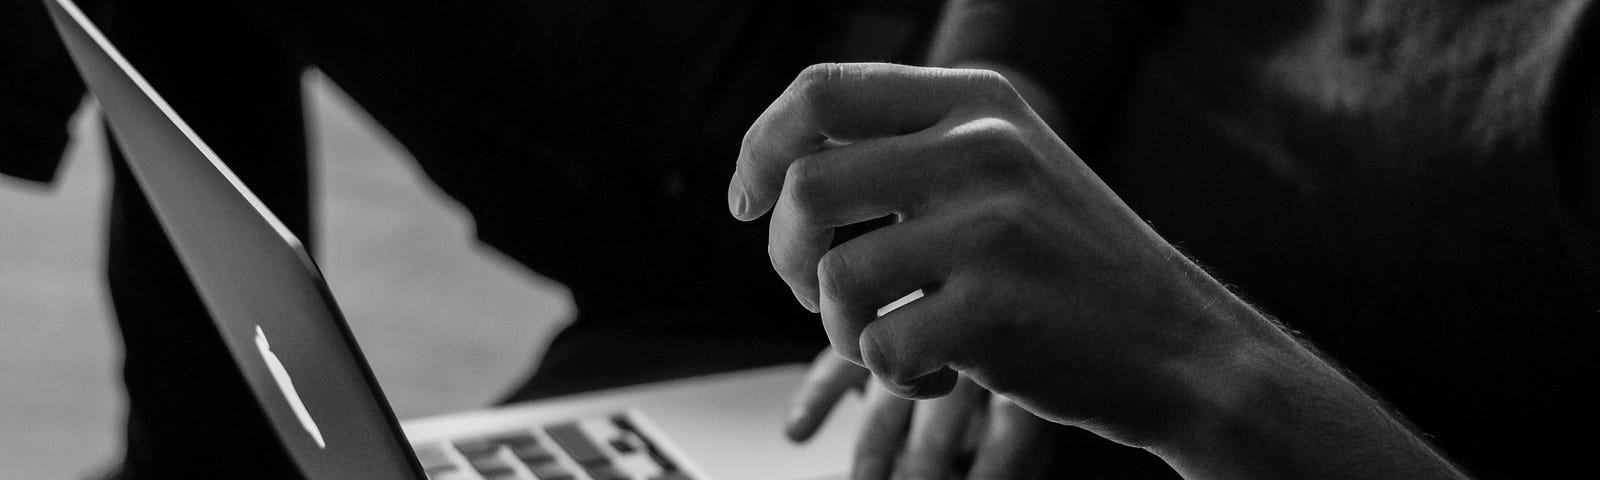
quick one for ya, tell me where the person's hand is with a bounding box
[786,349,1052,480]
[730,62,1472,479]
[727,63,1267,448]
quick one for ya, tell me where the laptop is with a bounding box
[44,0,865,478]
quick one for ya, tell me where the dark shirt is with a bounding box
[935,0,1600,476]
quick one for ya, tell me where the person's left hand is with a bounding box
[786,349,1053,480]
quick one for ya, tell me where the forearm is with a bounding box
[1156,303,1470,480]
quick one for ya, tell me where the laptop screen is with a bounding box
[45,0,426,477]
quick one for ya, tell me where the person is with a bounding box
[747,1,1600,479]
[4,0,1593,478]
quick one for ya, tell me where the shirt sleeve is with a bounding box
[925,0,1176,154]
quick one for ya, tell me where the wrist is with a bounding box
[1143,297,1465,479]
[1152,319,1301,478]
[1142,284,1310,471]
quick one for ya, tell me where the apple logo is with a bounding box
[255,325,326,449]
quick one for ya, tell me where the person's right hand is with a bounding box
[786,349,1053,480]
[727,63,1263,448]
[730,63,1473,480]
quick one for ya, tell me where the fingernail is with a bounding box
[794,290,819,313]
[790,284,819,312]
[783,405,811,441]
[886,381,922,400]
[727,175,749,218]
[786,404,810,426]
[901,369,958,400]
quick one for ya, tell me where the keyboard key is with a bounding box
[610,415,678,473]
[510,442,555,464]
[526,461,575,480]
[426,470,480,480]
[412,443,456,471]
[608,437,636,454]
[423,465,462,479]
[484,431,540,446]
[584,463,629,480]
[610,415,636,432]
[545,423,609,466]
[644,445,678,474]
[468,453,516,476]
[480,471,525,480]
[454,438,503,458]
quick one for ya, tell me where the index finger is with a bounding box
[728,63,1006,221]
[786,349,869,442]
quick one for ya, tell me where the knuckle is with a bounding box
[963,68,1024,107]
[795,62,850,112]
[869,338,929,393]
[969,67,1010,90]
[816,248,859,304]
[798,62,847,86]
[767,242,809,289]
[782,156,830,219]
[863,328,904,381]
[991,195,1036,227]
[972,195,1038,245]
[948,117,1017,148]
[946,117,1034,180]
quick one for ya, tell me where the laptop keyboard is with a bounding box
[413,412,695,480]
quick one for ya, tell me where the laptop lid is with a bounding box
[45,1,426,478]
